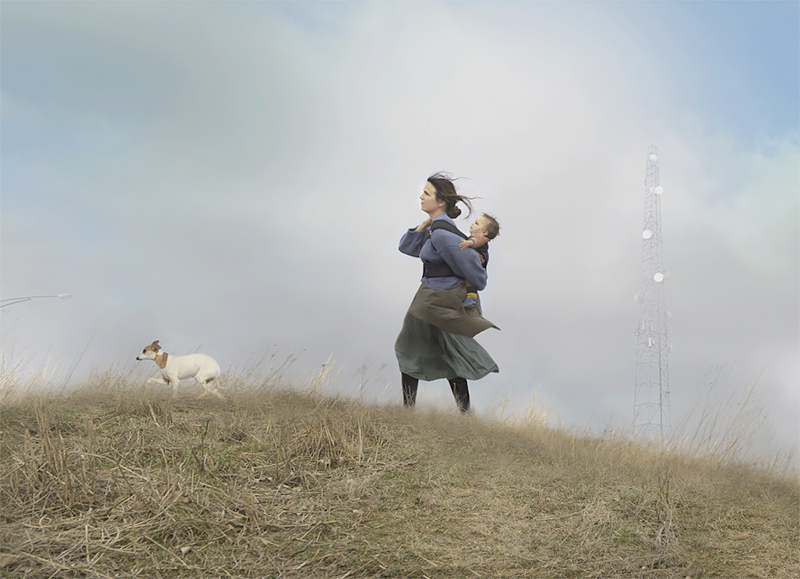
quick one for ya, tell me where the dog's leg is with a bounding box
[208,380,224,399]
[199,378,224,399]
[146,377,169,386]
[165,377,179,398]
[197,378,210,398]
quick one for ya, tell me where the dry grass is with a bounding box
[668,364,796,476]
[1,364,798,578]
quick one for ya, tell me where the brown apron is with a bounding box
[406,283,499,338]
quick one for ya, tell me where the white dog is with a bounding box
[136,340,223,398]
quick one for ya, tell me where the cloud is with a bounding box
[1,2,797,453]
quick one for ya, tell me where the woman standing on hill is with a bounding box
[395,173,499,413]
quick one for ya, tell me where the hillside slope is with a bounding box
[1,382,797,578]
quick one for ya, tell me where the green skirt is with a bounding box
[395,313,499,381]
[407,283,498,338]
[395,282,500,381]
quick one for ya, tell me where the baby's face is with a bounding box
[470,216,490,238]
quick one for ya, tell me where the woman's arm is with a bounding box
[398,224,429,257]
[431,230,488,290]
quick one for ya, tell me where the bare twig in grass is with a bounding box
[20,550,117,579]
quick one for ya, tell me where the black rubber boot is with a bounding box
[448,377,470,413]
[401,373,419,407]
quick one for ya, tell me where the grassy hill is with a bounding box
[1,371,797,578]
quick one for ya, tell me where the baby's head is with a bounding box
[470,213,500,240]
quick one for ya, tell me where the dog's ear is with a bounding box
[152,340,160,351]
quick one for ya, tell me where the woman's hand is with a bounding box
[415,217,432,232]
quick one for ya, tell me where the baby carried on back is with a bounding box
[427,213,500,307]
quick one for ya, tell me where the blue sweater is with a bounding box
[399,214,488,291]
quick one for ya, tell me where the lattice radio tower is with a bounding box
[633,145,671,438]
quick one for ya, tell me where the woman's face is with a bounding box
[420,181,444,214]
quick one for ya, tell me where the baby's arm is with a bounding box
[460,232,489,249]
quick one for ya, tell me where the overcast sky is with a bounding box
[2,1,798,453]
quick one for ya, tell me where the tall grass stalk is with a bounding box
[668,363,796,476]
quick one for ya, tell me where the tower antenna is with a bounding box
[633,145,671,438]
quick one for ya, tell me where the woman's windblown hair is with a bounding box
[427,172,474,219]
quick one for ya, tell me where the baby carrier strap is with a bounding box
[429,219,468,241]
[474,243,489,269]
[423,219,468,278]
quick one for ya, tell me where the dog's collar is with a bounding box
[155,351,168,369]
